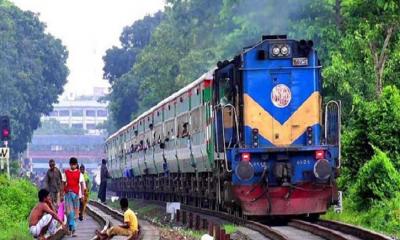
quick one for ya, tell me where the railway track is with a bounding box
[131,198,393,240]
[88,200,160,240]
[53,201,160,240]
[52,203,109,240]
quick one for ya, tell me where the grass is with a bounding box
[179,228,206,239]
[223,224,238,235]
[89,190,98,200]
[322,199,400,238]
[0,175,37,240]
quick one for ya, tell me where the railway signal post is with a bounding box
[0,116,11,179]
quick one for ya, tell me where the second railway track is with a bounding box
[131,198,393,240]
[58,200,160,240]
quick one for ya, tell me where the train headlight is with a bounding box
[236,161,255,181]
[272,46,280,56]
[313,159,331,181]
[270,44,291,58]
[281,45,289,55]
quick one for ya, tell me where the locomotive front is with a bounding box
[214,35,341,216]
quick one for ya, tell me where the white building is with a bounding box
[42,99,108,133]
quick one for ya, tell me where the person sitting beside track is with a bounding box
[28,189,66,240]
[96,197,138,240]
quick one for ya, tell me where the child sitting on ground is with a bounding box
[96,198,138,240]
[28,189,66,240]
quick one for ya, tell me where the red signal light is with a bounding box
[241,152,251,161]
[0,116,10,140]
[2,129,9,137]
[315,150,325,160]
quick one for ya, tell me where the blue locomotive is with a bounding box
[106,35,341,217]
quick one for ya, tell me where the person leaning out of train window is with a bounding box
[130,144,134,153]
[147,139,151,147]
[181,122,189,138]
[96,197,138,240]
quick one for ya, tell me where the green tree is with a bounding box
[321,0,400,111]
[0,2,69,155]
[342,86,400,176]
[107,73,140,128]
[102,12,164,129]
[346,0,400,96]
[102,11,164,84]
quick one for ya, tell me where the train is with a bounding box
[106,35,341,217]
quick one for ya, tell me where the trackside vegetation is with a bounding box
[324,86,400,237]
[0,175,37,240]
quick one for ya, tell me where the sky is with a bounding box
[11,0,165,96]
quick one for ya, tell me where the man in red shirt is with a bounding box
[62,157,85,236]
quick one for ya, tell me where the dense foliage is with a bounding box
[0,0,69,156]
[342,86,400,177]
[102,12,164,129]
[104,0,400,128]
[0,175,37,240]
[349,148,400,211]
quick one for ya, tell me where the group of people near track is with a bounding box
[27,158,138,240]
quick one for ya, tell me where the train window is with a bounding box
[220,77,233,104]
[190,107,202,134]
[177,113,189,138]
[164,119,175,139]
[182,122,189,137]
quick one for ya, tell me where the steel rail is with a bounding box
[315,219,394,240]
[131,199,289,240]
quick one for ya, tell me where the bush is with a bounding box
[349,148,400,211]
[360,197,400,235]
[366,86,400,168]
[0,174,37,240]
[324,196,400,238]
[342,86,400,176]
